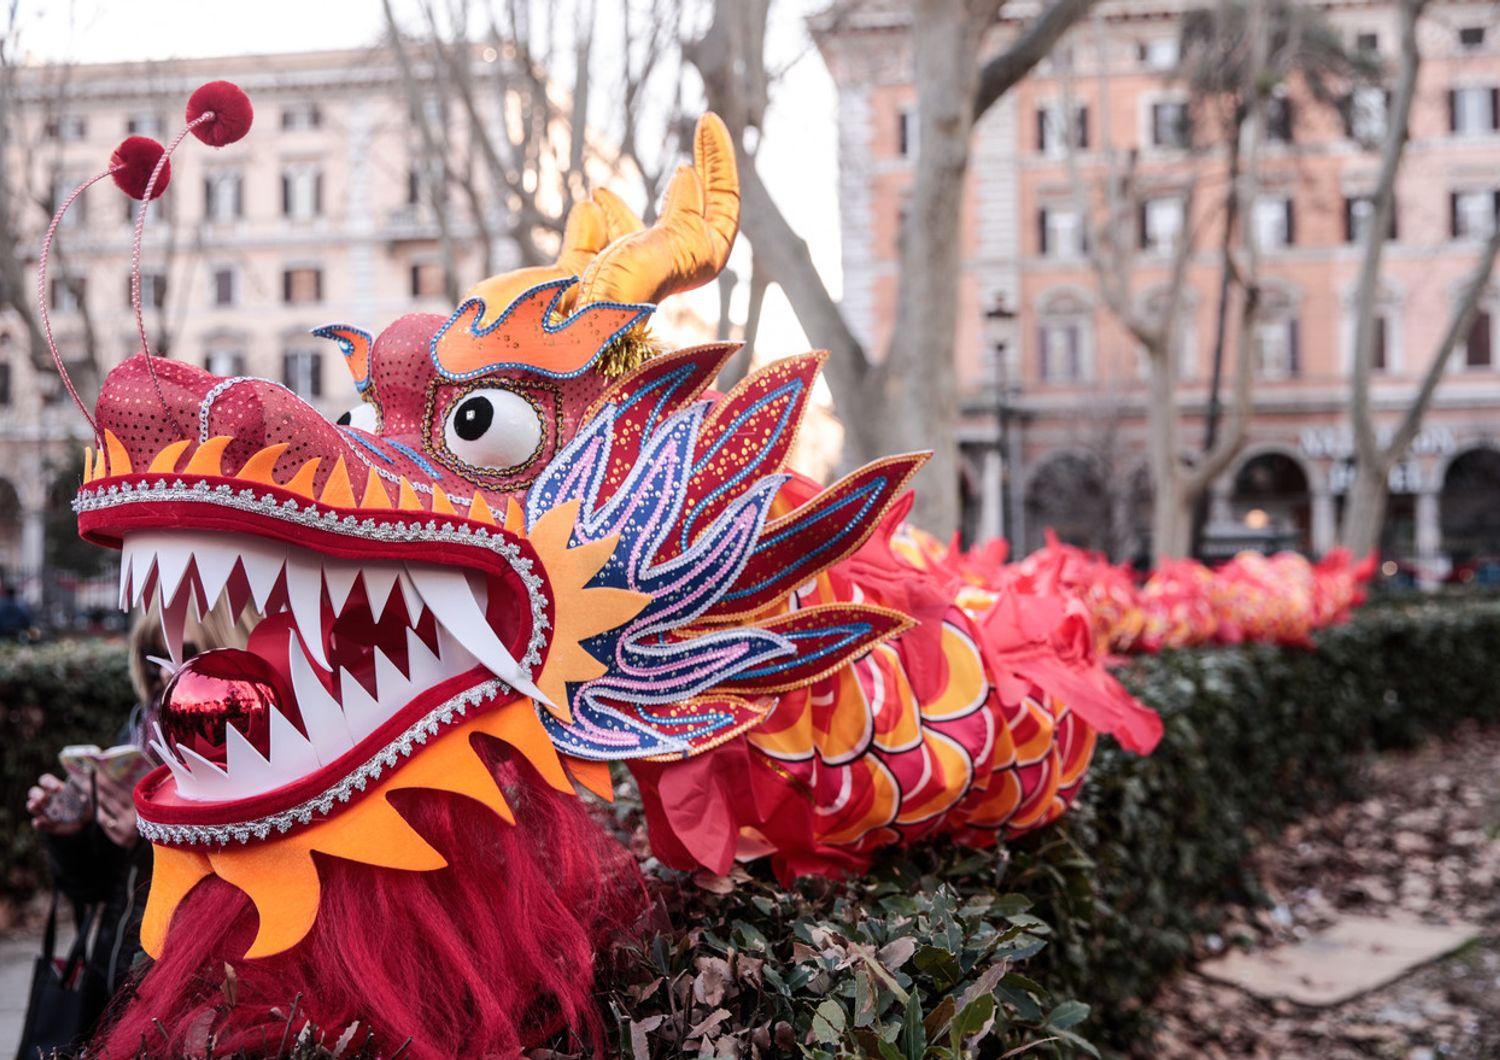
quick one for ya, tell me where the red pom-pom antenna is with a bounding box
[186,81,253,146]
[110,136,171,200]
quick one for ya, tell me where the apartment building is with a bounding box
[818,0,1500,577]
[0,48,507,600]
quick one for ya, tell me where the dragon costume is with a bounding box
[49,84,1161,1054]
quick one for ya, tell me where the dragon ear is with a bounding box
[311,325,373,393]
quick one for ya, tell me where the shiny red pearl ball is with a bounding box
[157,648,293,766]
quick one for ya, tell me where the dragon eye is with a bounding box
[335,404,378,431]
[443,388,542,471]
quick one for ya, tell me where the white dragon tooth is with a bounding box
[152,540,194,608]
[339,667,386,743]
[288,632,355,765]
[118,543,135,610]
[158,579,192,666]
[239,538,287,614]
[322,559,361,617]
[285,550,330,669]
[174,745,236,800]
[362,567,398,623]
[131,545,157,609]
[396,570,424,625]
[407,564,552,707]
[435,623,479,673]
[404,627,445,691]
[152,741,196,790]
[267,704,321,779]
[372,647,412,714]
[193,538,240,614]
[223,720,278,792]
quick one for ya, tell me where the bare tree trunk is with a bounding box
[875,0,1001,534]
[695,0,1097,537]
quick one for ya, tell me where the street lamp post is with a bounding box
[982,298,1018,545]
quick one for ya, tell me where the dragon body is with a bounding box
[67,109,1159,1053]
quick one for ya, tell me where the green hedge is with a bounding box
[0,638,135,899]
[7,599,1500,1055]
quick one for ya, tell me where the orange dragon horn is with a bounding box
[463,187,641,330]
[575,113,740,307]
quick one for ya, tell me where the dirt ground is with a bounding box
[1145,722,1500,1059]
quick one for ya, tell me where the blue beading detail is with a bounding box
[723,476,891,603]
[734,622,878,680]
[339,427,395,464]
[677,378,806,550]
[428,278,655,383]
[525,398,796,760]
[385,439,444,479]
[311,324,373,393]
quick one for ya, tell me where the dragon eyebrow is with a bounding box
[385,439,444,479]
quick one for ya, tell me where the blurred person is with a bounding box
[23,601,248,1040]
[0,583,34,639]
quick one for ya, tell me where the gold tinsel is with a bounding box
[594,324,662,378]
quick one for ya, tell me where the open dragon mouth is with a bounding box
[123,530,529,802]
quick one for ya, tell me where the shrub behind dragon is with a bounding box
[52,84,1161,1055]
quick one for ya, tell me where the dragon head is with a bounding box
[66,109,922,961]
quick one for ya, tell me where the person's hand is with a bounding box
[93,770,140,849]
[27,773,88,836]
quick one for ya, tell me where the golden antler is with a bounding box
[464,190,644,329]
[576,113,740,307]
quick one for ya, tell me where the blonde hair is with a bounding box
[127,598,254,703]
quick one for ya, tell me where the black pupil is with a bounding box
[455,396,494,441]
[336,410,353,426]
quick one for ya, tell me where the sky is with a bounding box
[12,0,845,357]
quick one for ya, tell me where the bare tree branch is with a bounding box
[973,0,1096,120]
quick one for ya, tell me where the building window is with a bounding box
[205,348,246,377]
[283,267,323,304]
[50,276,85,313]
[897,108,917,157]
[1265,97,1294,144]
[1149,100,1190,148]
[0,360,11,406]
[1450,189,1500,238]
[281,103,322,131]
[1037,103,1088,156]
[1345,194,1397,243]
[47,115,87,142]
[1038,206,1085,258]
[212,267,237,307]
[205,172,243,223]
[126,112,161,136]
[1355,31,1380,56]
[1255,317,1300,379]
[1370,316,1389,372]
[130,271,167,309]
[1036,293,1092,383]
[1464,310,1493,369]
[1140,196,1185,253]
[1039,322,1085,382]
[1252,195,1295,249]
[410,262,446,298]
[282,167,323,220]
[1346,87,1389,144]
[1449,86,1499,135]
[122,195,162,224]
[1138,38,1179,70]
[1459,26,1486,49]
[282,349,323,398]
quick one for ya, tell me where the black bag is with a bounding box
[15,889,98,1060]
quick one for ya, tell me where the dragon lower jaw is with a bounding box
[122,529,536,802]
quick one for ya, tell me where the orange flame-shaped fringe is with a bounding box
[430,280,651,382]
